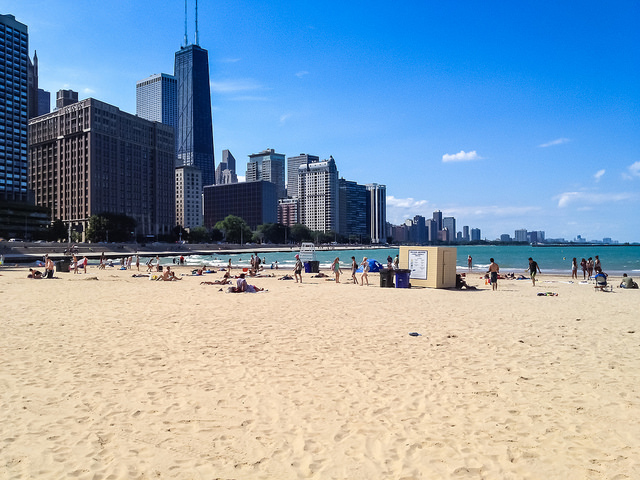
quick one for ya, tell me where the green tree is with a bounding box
[48,219,68,242]
[188,226,210,243]
[214,215,252,244]
[86,214,136,243]
[288,223,313,243]
[255,223,287,244]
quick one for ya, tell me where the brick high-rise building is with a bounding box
[28,98,175,238]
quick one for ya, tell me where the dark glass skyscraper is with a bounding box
[174,44,215,187]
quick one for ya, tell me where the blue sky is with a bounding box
[7,0,640,242]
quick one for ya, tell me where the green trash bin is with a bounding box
[380,268,395,287]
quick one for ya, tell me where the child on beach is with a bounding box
[360,257,369,286]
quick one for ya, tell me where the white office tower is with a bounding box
[298,156,339,233]
[175,165,202,229]
[366,183,386,244]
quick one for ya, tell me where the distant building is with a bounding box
[215,149,238,185]
[247,149,286,200]
[366,183,386,244]
[175,165,202,229]
[136,73,177,139]
[287,153,319,198]
[277,198,299,227]
[298,156,339,233]
[471,228,481,241]
[514,229,528,242]
[412,215,427,244]
[28,98,176,238]
[175,43,215,187]
[203,181,277,231]
[37,88,50,116]
[462,225,470,242]
[432,210,442,232]
[1,14,30,203]
[338,178,367,238]
[426,219,437,243]
[500,234,512,242]
[443,217,456,243]
[56,89,78,109]
[27,50,38,119]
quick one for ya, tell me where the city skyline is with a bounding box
[7,1,639,241]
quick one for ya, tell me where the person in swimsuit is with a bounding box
[351,256,359,284]
[360,257,369,286]
[528,257,541,286]
[293,255,303,283]
[571,258,578,280]
[488,258,499,291]
[330,257,343,283]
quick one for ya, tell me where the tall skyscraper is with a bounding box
[247,149,286,199]
[215,149,238,185]
[443,216,456,243]
[462,225,470,242]
[29,98,175,238]
[174,44,215,187]
[287,153,319,198]
[471,228,481,241]
[175,165,202,229]
[1,14,30,203]
[338,178,367,238]
[136,73,177,131]
[298,156,339,233]
[366,183,387,244]
[432,210,442,232]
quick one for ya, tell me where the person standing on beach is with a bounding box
[44,255,55,278]
[528,257,541,286]
[360,257,370,286]
[468,255,472,271]
[594,255,601,272]
[393,254,399,269]
[488,258,499,291]
[571,258,578,280]
[155,256,160,272]
[351,256,359,284]
[587,257,594,278]
[330,257,343,283]
[136,255,140,271]
[580,258,587,279]
[293,254,303,283]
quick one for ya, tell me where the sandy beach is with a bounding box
[1,264,638,479]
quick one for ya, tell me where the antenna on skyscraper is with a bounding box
[195,0,199,45]
[184,0,189,47]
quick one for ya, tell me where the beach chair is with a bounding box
[594,274,612,292]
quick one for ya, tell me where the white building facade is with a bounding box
[298,157,339,233]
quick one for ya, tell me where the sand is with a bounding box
[1,264,639,479]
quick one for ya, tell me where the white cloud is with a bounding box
[441,150,483,163]
[210,79,262,93]
[279,113,293,124]
[82,87,95,94]
[594,169,605,182]
[539,138,570,148]
[295,71,309,78]
[628,161,640,178]
[220,58,241,63]
[555,191,636,208]
[386,196,429,209]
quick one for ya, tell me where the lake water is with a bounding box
[157,245,640,276]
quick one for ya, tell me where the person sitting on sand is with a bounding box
[278,274,293,280]
[28,268,43,279]
[158,266,181,281]
[229,273,264,292]
[619,273,638,289]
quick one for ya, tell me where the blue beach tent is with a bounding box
[356,258,383,273]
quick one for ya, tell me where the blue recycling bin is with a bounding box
[304,262,312,273]
[395,269,411,288]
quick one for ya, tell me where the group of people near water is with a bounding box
[327,256,375,285]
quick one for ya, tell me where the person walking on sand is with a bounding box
[468,255,473,271]
[351,256,359,284]
[488,258,499,291]
[571,257,578,280]
[528,257,541,286]
[330,257,343,283]
[360,257,370,286]
[136,254,140,271]
[293,254,303,283]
